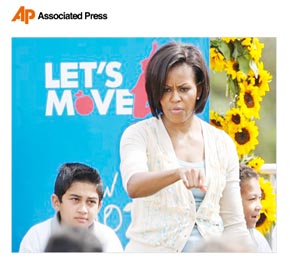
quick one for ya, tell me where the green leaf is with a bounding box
[210,39,220,48]
[218,41,231,60]
[227,77,238,100]
[237,56,250,74]
[232,40,251,61]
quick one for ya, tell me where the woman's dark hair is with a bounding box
[145,41,210,118]
[54,162,104,202]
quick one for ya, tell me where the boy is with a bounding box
[239,164,272,253]
[19,162,123,252]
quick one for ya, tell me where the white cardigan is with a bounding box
[120,116,253,252]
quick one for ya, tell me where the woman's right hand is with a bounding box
[178,167,207,192]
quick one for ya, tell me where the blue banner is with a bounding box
[12,37,210,252]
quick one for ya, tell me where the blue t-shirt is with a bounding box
[178,160,205,252]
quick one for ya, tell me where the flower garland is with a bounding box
[209,37,276,235]
[256,177,276,235]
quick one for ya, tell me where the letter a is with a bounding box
[12,6,35,24]
[12,6,25,22]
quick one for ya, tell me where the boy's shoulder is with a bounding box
[93,221,116,235]
[19,217,54,252]
[24,217,53,235]
[92,221,123,252]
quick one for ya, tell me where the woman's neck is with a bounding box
[161,115,200,135]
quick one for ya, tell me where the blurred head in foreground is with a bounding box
[45,226,103,252]
[193,234,255,253]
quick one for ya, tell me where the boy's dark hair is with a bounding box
[145,41,210,118]
[54,162,104,202]
[44,226,103,252]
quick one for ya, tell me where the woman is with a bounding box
[120,41,253,252]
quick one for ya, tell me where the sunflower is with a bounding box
[226,119,259,158]
[245,62,271,97]
[210,110,225,129]
[256,177,276,235]
[210,47,226,72]
[247,156,265,172]
[240,37,253,47]
[224,59,239,80]
[241,37,264,62]
[237,82,262,119]
[223,107,246,133]
[222,37,238,43]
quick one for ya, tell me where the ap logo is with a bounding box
[12,6,35,24]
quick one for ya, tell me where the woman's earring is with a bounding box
[197,97,200,100]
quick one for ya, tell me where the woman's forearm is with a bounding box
[126,169,181,198]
